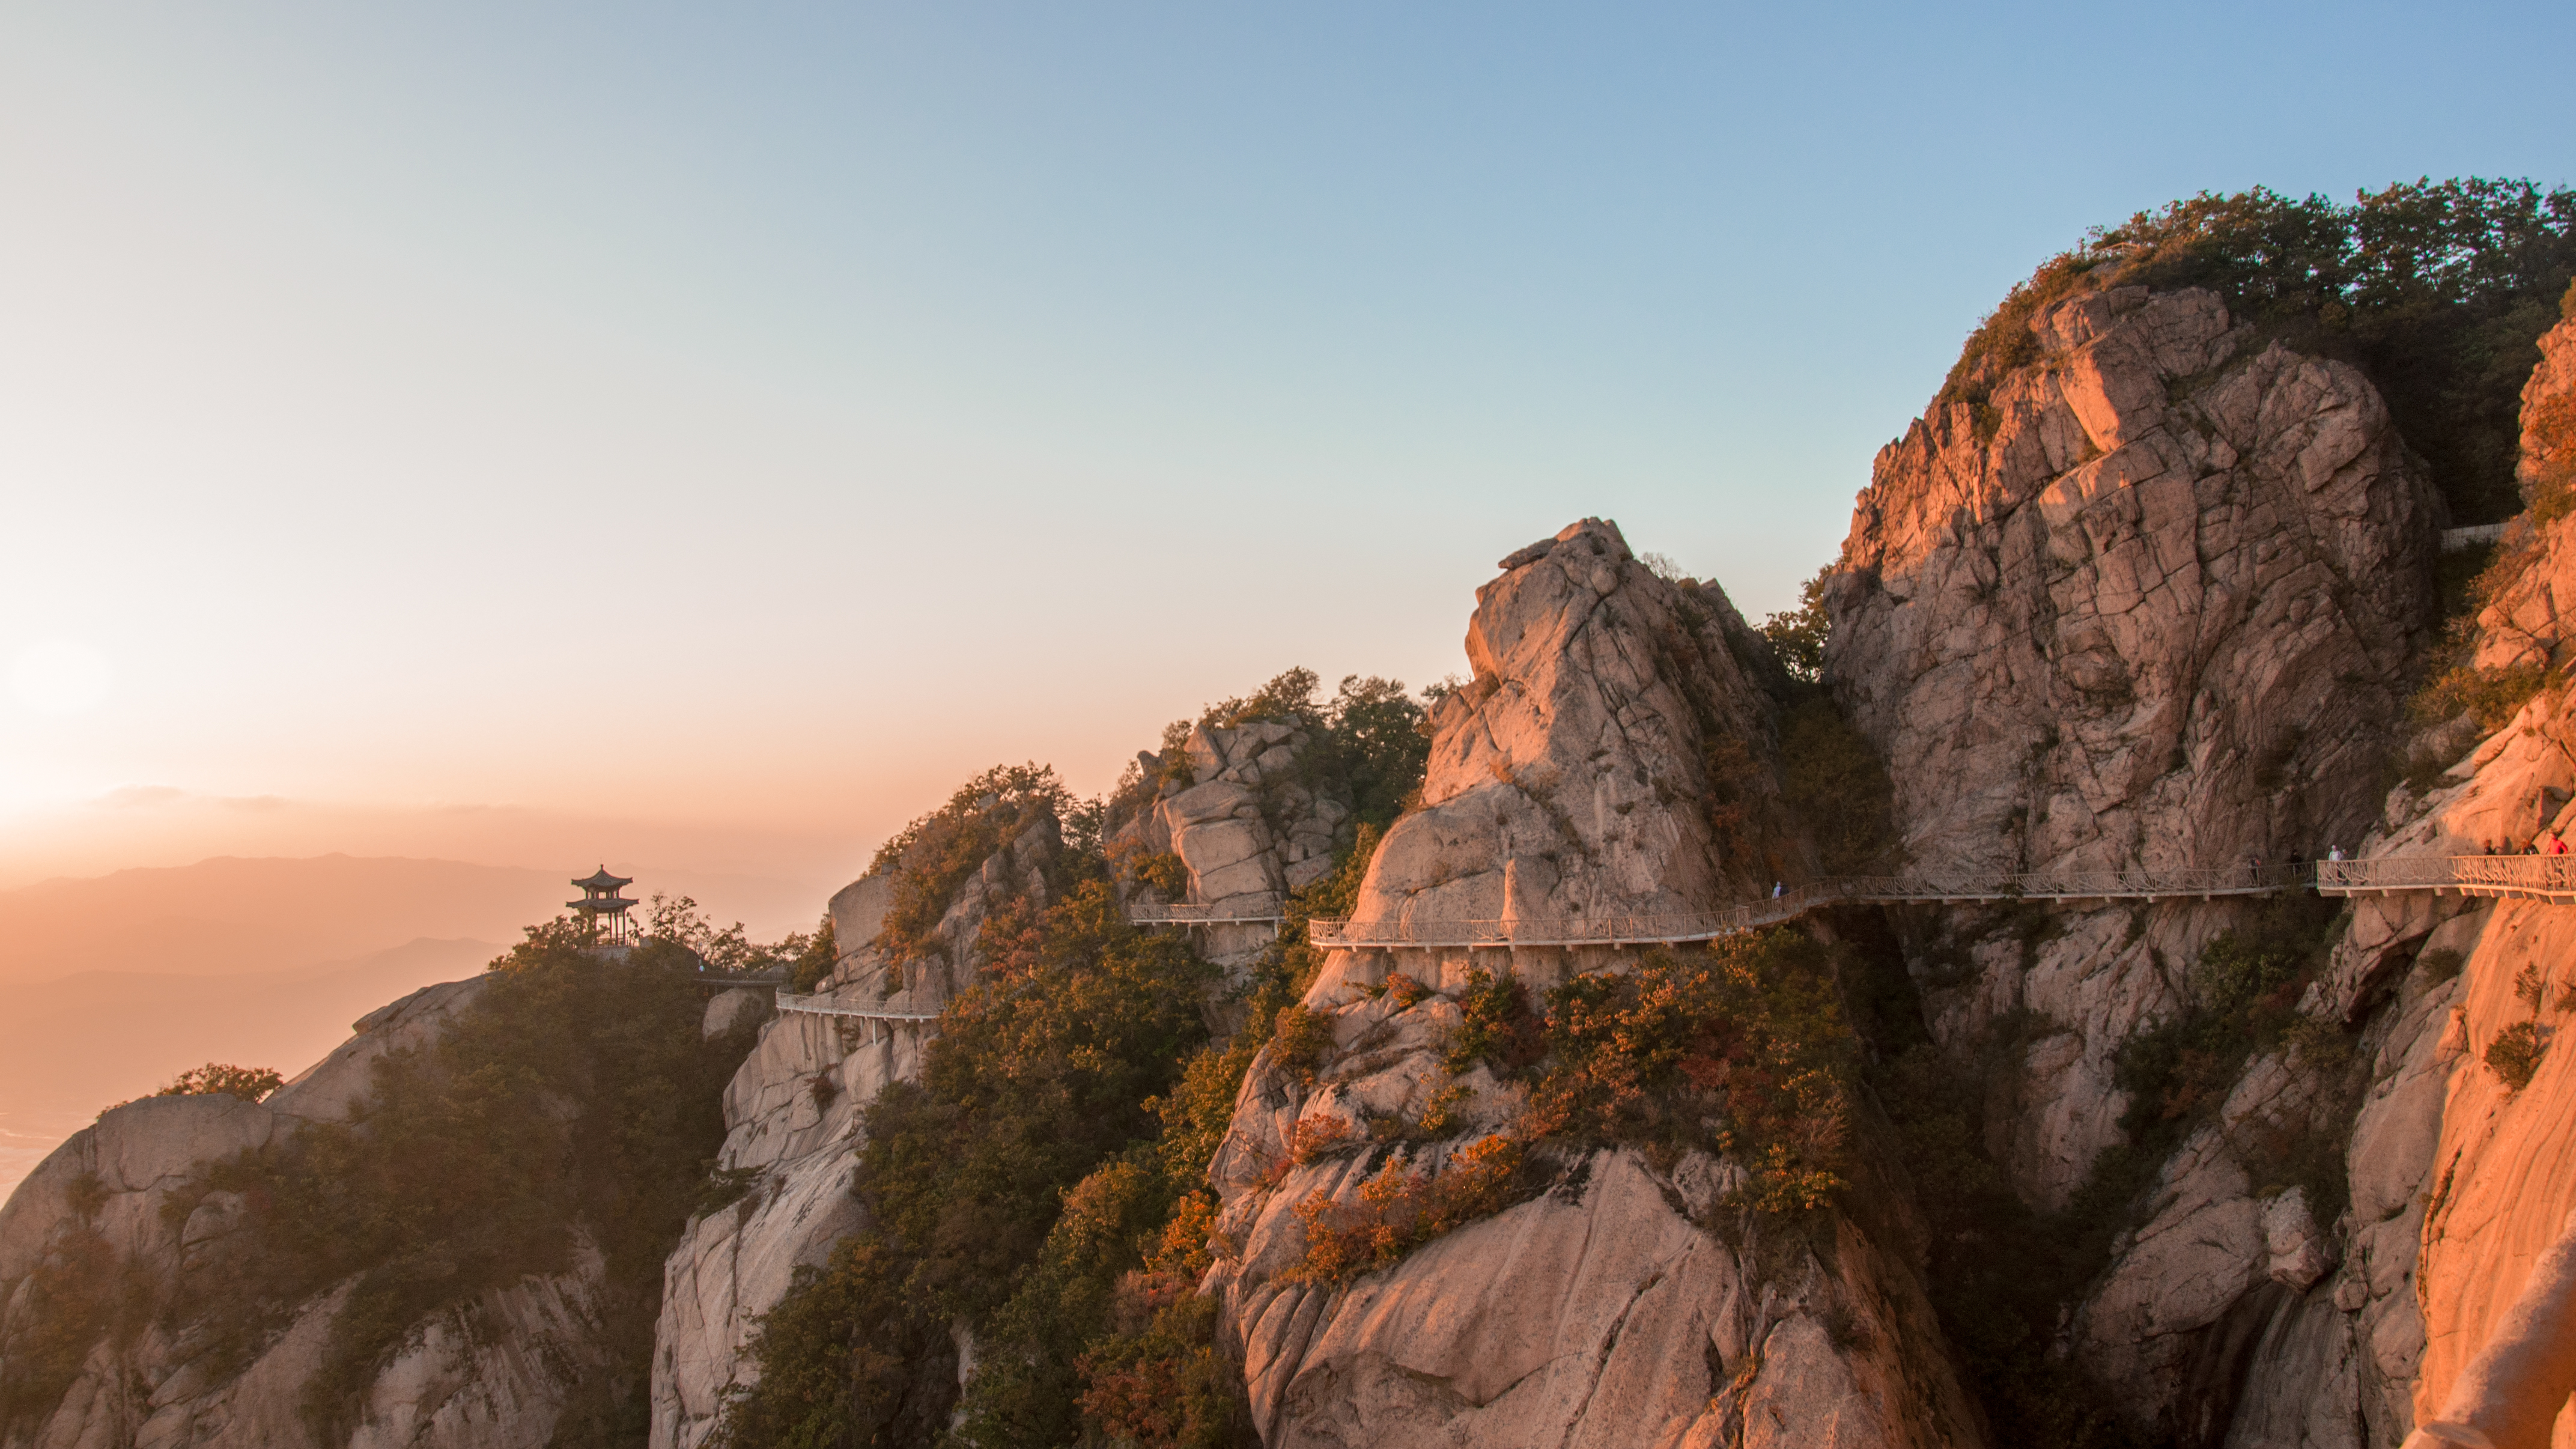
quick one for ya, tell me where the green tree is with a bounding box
[154,1063,284,1102]
[1758,567,1832,685]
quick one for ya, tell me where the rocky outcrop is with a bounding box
[1313,519,1791,1001]
[1832,281,2453,1209]
[0,978,619,1449]
[1114,719,1358,972]
[1832,283,2439,879]
[2307,308,2576,1444]
[1205,991,1977,1448]
[1204,520,1979,1447]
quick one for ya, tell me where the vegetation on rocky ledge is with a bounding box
[1943,177,2576,522]
[714,771,1391,1449]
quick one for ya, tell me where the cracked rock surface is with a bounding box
[1204,522,1978,1448]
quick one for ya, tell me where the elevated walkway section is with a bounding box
[1127,901,1287,926]
[774,989,943,1023]
[1307,863,2362,952]
[2313,855,2576,904]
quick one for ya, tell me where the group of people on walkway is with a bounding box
[2477,832,2570,855]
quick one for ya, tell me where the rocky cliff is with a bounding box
[13,231,2576,1449]
[1197,520,1979,1448]
[2328,300,2576,1449]
[1811,274,2576,1448]
[650,798,1057,1449]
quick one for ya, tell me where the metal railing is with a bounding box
[1127,902,1287,926]
[1308,864,2319,950]
[775,990,944,1023]
[2315,855,2576,902]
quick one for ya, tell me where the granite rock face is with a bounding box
[2343,307,2576,1447]
[1311,518,1793,1003]
[1830,284,2440,881]
[1827,284,2443,1212]
[1114,718,1357,971]
[1202,520,1980,1448]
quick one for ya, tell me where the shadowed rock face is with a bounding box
[1204,520,1981,1448]
[2321,309,2576,1448]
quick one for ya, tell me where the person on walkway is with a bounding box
[2553,833,2568,857]
[2249,855,2265,885]
[1771,880,1784,900]
[2329,846,2344,862]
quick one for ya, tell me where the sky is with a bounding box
[2,1,2570,926]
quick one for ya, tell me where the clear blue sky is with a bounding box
[2,2,2568,902]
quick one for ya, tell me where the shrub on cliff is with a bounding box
[2486,1022,2549,1090]
[1758,566,1830,685]
[1111,668,1433,840]
[154,1063,284,1102]
[1943,178,2576,522]
[155,910,761,1442]
[93,1062,285,1117]
[1439,931,1856,1216]
[869,763,1071,974]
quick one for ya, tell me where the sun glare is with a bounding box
[8,640,114,716]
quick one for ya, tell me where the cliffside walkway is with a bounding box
[2313,855,2576,904]
[774,990,943,1023]
[1297,857,2555,952]
[1127,902,1287,926]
